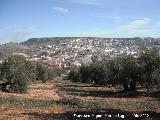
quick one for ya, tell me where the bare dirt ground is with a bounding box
[54,78,160,119]
[0,77,160,120]
[0,82,60,100]
[0,80,67,120]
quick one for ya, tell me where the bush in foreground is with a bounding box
[0,55,36,93]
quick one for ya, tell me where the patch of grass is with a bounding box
[0,97,56,107]
[111,102,160,111]
[57,97,83,108]
[83,100,160,111]
[84,101,105,109]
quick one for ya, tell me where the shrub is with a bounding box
[57,97,82,106]
[0,55,36,93]
[80,65,91,83]
[74,48,160,93]
[57,68,65,76]
[68,70,80,83]
[47,68,58,80]
[138,48,160,92]
[89,61,109,85]
[36,63,48,83]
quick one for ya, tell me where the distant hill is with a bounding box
[21,37,146,47]
[21,37,65,46]
[21,37,96,46]
[0,37,158,60]
[0,42,33,59]
[21,37,114,47]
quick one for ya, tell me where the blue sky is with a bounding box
[0,0,160,44]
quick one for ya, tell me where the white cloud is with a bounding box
[73,0,103,5]
[0,26,37,44]
[112,18,159,37]
[118,18,151,31]
[90,14,122,20]
[52,7,69,13]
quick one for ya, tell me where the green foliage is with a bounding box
[25,60,36,82]
[47,68,58,80]
[10,79,28,93]
[0,55,36,93]
[36,63,48,83]
[138,48,160,92]
[91,55,98,63]
[0,96,56,106]
[90,61,108,85]
[76,48,160,92]
[36,64,59,82]
[68,70,80,83]
[0,52,4,60]
[84,101,103,109]
[57,68,65,76]
[58,97,82,106]
[80,65,91,83]
[112,56,141,91]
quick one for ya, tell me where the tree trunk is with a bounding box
[123,83,129,92]
[130,81,136,91]
[0,82,10,91]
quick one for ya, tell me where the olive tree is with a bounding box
[0,55,36,93]
[68,70,81,83]
[36,63,48,83]
[80,65,91,83]
[138,48,160,92]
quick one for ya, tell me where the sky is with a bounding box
[0,0,160,44]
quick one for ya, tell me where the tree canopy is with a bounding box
[69,48,160,93]
[0,55,36,93]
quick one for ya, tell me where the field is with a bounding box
[0,77,160,120]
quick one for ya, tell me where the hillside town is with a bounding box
[6,37,159,72]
